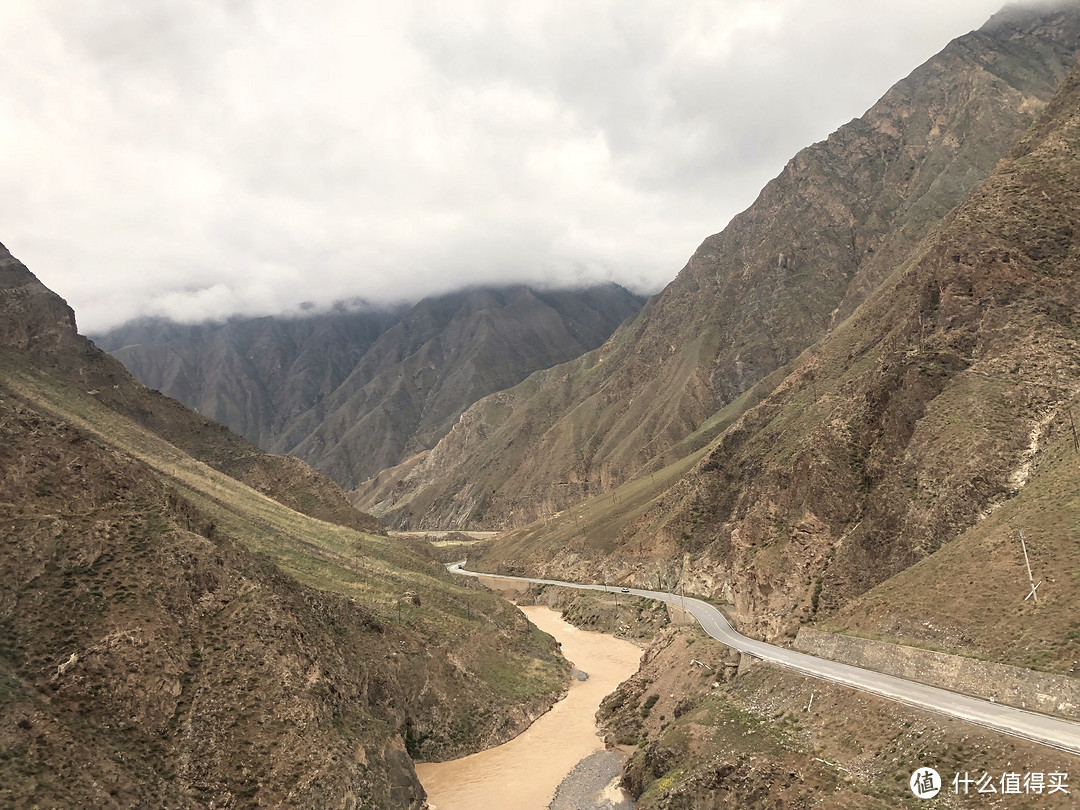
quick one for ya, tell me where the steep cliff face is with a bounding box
[98,284,643,488]
[358,5,1080,530]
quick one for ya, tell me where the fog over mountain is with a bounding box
[0,0,1014,332]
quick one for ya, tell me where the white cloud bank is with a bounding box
[0,0,1008,331]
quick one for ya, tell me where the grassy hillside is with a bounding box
[467,381,778,570]
[825,399,1080,676]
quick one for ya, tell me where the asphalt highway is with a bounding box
[448,562,1080,756]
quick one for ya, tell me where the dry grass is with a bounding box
[0,355,564,684]
[826,398,1080,676]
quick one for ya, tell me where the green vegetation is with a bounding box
[474,649,566,700]
[640,693,659,718]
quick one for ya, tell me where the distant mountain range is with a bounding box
[94,284,643,488]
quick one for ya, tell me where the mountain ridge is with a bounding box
[96,282,644,488]
[357,4,1080,530]
[474,49,1080,663]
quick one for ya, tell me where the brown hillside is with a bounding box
[486,53,1080,656]
[1,242,380,533]
[360,5,1080,530]
[0,383,565,807]
[0,248,570,807]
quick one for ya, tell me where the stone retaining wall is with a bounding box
[794,628,1080,721]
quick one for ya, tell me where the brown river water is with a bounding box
[415,606,642,810]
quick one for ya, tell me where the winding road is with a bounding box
[448,562,1080,756]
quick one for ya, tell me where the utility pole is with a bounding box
[1020,530,1041,603]
[679,559,687,615]
[1070,408,1079,454]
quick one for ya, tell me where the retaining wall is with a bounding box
[794,628,1080,721]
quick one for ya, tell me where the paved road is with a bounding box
[448,562,1080,756]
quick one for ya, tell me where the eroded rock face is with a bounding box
[612,57,1080,640]
[361,5,1080,531]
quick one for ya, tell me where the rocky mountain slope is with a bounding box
[643,52,1080,642]
[358,4,1080,530]
[0,245,568,808]
[477,45,1080,667]
[96,308,400,459]
[96,283,643,488]
[601,623,1080,809]
[2,246,381,534]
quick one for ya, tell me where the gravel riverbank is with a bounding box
[548,749,634,810]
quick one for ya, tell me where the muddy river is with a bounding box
[415,606,641,810]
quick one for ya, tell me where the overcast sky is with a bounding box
[0,1,1013,332]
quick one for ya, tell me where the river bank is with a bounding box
[415,606,640,810]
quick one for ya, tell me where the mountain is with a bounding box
[356,4,1080,530]
[477,32,1080,664]
[94,308,402,456]
[0,244,568,808]
[485,42,1080,810]
[96,284,644,489]
[277,285,645,488]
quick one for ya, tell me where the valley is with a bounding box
[6,3,1080,809]
[415,606,640,810]
[0,247,570,808]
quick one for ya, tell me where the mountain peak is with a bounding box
[0,242,78,353]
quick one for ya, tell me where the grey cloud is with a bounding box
[0,0,1009,332]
